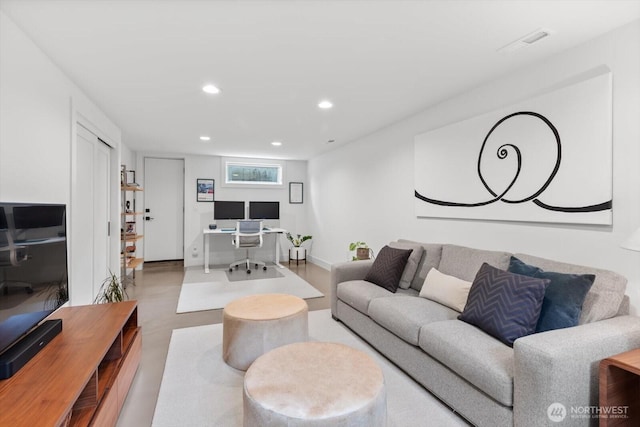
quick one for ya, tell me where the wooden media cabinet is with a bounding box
[0,301,141,427]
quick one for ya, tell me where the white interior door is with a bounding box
[144,157,184,262]
[72,125,111,305]
[93,142,110,293]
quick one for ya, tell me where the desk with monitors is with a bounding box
[205,200,284,273]
[203,227,286,273]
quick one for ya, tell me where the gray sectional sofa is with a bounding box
[330,240,640,427]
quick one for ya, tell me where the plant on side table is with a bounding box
[349,241,371,261]
[94,270,128,304]
[286,232,312,263]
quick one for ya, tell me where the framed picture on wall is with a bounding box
[197,179,215,202]
[289,182,303,204]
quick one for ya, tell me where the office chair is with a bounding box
[229,220,267,274]
[0,207,33,294]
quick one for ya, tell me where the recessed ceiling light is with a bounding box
[202,84,220,94]
[318,100,333,109]
[271,141,282,146]
[200,136,211,141]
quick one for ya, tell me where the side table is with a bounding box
[599,348,640,426]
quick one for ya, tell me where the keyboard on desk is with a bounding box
[220,228,236,232]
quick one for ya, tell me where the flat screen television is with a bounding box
[0,202,68,377]
[249,201,280,220]
[214,201,245,220]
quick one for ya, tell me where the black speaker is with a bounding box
[0,319,63,379]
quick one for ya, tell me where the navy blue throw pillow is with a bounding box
[364,245,413,293]
[459,263,549,346]
[508,256,595,333]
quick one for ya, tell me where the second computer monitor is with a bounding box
[249,201,279,220]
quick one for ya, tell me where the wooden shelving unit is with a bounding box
[121,166,143,283]
[0,301,141,427]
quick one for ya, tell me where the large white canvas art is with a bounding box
[414,70,612,225]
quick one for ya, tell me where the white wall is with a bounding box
[308,21,640,314]
[0,11,123,305]
[134,153,308,268]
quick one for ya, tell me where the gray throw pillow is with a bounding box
[389,241,425,289]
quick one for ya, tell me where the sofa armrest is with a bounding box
[514,315,640,427]
[330,260,374,316]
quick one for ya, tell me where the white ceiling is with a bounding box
[2,0,639,160]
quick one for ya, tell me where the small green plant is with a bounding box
[349,241,371,261]
[348,241,368,251]
[286,232,312,247]
[94,270,128,304]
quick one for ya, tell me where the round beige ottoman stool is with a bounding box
[243,342,386,426]
[222,294,308,371]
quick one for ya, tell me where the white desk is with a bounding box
[203,227,287,273]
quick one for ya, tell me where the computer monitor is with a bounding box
[249,201,280,220]
[214,201,245,220]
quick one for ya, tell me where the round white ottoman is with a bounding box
[243,342,386,426]
[222,294,308,371]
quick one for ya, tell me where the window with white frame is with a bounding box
[225,161,283,186]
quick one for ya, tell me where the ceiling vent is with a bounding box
[497,28,554,54]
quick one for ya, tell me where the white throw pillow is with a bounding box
[419,268,472,312]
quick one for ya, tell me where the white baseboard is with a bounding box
[308,255,331,271]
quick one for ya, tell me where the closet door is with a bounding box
[71,124,111,304]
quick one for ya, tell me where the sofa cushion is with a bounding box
[368,296,459,346]
[398,240,444,292]
[419,320,514,406]
[514,253,626,324]
[459,263,549,346]
[389,241,425,289]
[508,256,595,332]
[336,280,393,315]
[419,268,472,312]
[438,244,511,282]
[364,245,413,292]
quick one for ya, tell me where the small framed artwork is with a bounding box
[289,182,303,204]
[197,179,215,202]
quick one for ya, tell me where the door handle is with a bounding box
[145,216,154,221]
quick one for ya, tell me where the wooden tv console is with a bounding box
[0,301,141,427]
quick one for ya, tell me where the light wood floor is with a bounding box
[116,261,331,427]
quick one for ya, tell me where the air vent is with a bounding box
[497,28,554,54]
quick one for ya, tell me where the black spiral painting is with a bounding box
[415,111,612,213]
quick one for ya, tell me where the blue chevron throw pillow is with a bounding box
[458,263,550,346]
[364,245,413,293]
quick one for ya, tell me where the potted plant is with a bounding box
[94,270,128,304]
[286,232,312,263]
[349,241,370,260]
